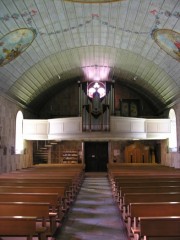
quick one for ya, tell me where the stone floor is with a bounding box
[55,173,129,240]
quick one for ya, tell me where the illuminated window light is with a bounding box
[87,82,106,98]
[82,65,110,81]
[168,109,177,152]
[15,111,24,154]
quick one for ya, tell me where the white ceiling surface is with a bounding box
[0,0,180,111]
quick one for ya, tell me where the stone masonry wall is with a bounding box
[0,95,33,173]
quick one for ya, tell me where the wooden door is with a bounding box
[84,142,108,172]
[125,143,150,163]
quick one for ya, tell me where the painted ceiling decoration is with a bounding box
[0,0,179,114]
[64,0,123,3]
[0,28,37,66]
[152,29,180,62]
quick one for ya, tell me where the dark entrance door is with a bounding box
[84,142,108,172]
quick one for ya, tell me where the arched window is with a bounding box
[15,111,24,154]
[168,109,177,152]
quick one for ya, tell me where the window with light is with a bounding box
[168,108,177,152]
[87,82,106,98]
[15,111,24,154]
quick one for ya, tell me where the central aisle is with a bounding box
[55,173,129,240]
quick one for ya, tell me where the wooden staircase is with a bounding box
[33,140,57,164]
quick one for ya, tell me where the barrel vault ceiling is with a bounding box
[0,0,179,114]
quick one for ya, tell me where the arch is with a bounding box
[15,111,24,154]
[168,108,177,152]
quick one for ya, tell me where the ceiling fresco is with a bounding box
[0,0,179,113]
[152,29,180,62]
[64,0,123,3]
[0,28,37,66]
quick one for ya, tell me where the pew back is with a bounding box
[130,202,180,217]
[139,216,180,238]
[0,216,37,235]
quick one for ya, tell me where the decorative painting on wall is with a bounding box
[120,99,140,117]
[121,101,129,117]
[152,29,180,62]
[0,28,37,66]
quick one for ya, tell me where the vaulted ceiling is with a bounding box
[0,0,179,114]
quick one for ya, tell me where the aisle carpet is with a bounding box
[55,173,129,240]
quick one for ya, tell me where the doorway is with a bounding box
[84,142,108,172]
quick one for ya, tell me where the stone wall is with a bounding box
[0,95,33,173]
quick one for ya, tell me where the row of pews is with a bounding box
[108,163,180,240]
[0,163,85,240]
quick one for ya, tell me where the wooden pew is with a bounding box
[118,186,180,207]
[0,176,82,197]
[0,192,64,221]
[0,180,78,202]
[111,178,180,195]
[132,216,180,240]
[0,186,70,215]
[0,192,59,206]
[122,192,180,219]
[111,171,180,179]
[0,167,84,209]
[0,216,47,240]
[111,176,180,189]
[112,180,180,198]
[107,164,180,239]
[2,168,84,178]
[0,202,58,236]
[112,180,180,204]
[114,178,180,185]
[109,170,180,184]
[0,166,84,180]
[109,170,180,195]
[128,202,180,237]
[0,175,81,187]
[0,179,72,187]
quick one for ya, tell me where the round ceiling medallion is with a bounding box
[64,0,123,3]
[152,29,180,62]
[0,28,37,66]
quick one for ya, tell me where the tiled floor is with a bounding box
[55,173,129,240]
